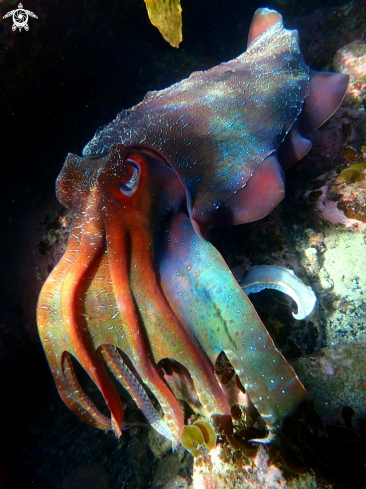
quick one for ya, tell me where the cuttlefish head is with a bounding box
[37,145,187,443]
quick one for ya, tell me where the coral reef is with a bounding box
[192,444,317,489]
[334,40,366,108]
[292,105,366,232]
[304,170,366,231]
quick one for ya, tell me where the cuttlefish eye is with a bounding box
[119,158,141,197]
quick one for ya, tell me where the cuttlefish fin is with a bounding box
[247,8,282,47]
[229,154,285,225]
[278,124,313,170]
[298,69,349,135]
[191,155,285,235]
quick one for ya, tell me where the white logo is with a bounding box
[2,2,38,31]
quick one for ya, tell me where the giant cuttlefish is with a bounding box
[37,9,348,447]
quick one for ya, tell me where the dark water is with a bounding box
[0,0,362,487]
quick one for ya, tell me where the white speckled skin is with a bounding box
[241,265,317,320]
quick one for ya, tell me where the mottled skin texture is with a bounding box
[37,145,306,447]
[83,19,309,234]
[37,9,348,447]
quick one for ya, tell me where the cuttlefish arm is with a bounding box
[38,148,188,446]
[37,155,125,437]
[158,214,307,432]
[240,265,317,320]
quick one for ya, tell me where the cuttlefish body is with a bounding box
[37,9,348,447]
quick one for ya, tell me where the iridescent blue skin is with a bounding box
[37,144,308,447]
[37,9,348,446]
[84,16,310,235]
[158,210,308,432]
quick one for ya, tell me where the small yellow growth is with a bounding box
[181,420,217,456]
[348,162,366,171]
[340,167,363,183]
[181,425,205,457]
[144,0,182,48]
[193,420,217,450]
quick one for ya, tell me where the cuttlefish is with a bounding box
[37,8,348,448]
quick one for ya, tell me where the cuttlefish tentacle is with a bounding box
[100,345,173,441]
[130,229,232,418]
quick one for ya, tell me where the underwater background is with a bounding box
[1,0,366,487]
